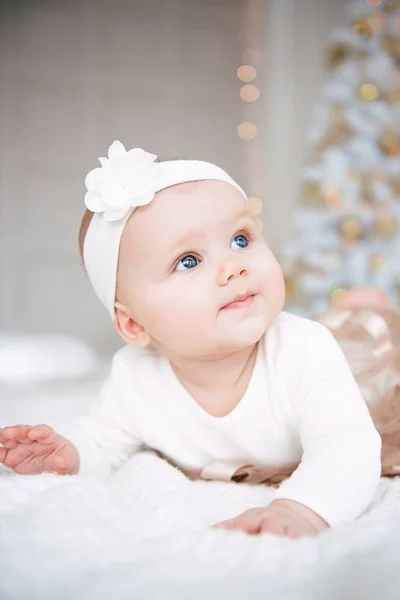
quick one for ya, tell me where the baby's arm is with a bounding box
[272,321,382,527]
[0,350,142,479]
[215,320,381,537]
[65,352,143,478]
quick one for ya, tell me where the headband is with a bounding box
[83,140,248,319]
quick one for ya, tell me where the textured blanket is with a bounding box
[1,451,400,600]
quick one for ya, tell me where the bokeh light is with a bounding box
[237,65,257,82]
[248,196,263,215]
[240,84,260,102]
[237,122,257,140]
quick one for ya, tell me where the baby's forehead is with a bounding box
[120,180,250,261]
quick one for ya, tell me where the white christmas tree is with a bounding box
[280,0,400,317]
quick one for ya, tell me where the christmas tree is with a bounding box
[280,0,400,317]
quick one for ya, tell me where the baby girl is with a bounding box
[0,141,382,539]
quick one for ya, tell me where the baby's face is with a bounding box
[116,180,285,357]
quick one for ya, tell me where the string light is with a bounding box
[248,196,263,215]
[237,1,264,222]
[236,65,257,82]
[240,84,260,102]
[237,122,257,140]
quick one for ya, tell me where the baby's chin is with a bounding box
[219,296,273,338]
[215,317,269,354]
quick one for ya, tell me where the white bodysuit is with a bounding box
[69,311,382,527]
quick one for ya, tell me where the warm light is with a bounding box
[324,189,342,207]
[237,65,257,83]
[248,197,263,216]
[359,82,379,101]
[352,18,373,38]
[237,122,257,140]
[366,0,382,6]
[331,288,348,305]
[240,84,260,102]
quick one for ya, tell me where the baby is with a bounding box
[0,141,382,539]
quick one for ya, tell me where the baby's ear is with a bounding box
[113,301,152,348]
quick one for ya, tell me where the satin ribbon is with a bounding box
[317,308,393,357]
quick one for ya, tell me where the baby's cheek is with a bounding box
[154,285,209,331]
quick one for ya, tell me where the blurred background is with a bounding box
[0,0,399,359]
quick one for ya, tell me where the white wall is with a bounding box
[0,0,346,355]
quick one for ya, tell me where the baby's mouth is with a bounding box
[222,293,255,310]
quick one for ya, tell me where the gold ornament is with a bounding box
[302,181,323,205]
[340,217,364,241]
[384,0,400,12]
[318,124,353,149]
[326,43,351,69]
[330,287,349,305]
[382,35,400,56]
[390,177,400,196]
[379,130,400,156]
[284,276,296,301]
[358,82,380,101]
[368,253,386,274]
[352,18,373,38]
[318,105,353,149]
[374,213,398,237]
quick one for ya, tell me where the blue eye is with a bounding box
[231,234,249,249]
[175,254,200,271]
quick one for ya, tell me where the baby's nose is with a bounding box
[217,257,248,285]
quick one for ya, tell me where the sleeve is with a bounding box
[66,352,143,478]
[273,320,382,527]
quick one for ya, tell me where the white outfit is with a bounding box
[69,311,382,527]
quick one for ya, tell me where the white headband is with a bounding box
[83,141,247,319]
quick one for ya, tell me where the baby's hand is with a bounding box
[212,499,329,538]
[0,424,79,475]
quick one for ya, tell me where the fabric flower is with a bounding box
[84,141,158,222]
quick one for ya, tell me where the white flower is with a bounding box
[84,140,158,222]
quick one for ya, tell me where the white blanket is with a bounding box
[1,374,400,599]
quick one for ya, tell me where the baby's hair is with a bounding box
[78,155,187,270]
